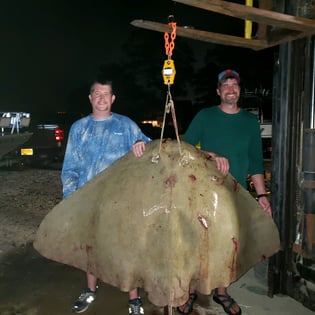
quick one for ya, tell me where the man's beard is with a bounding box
[222,98,238,106]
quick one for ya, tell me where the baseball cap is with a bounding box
[218,69,240,84]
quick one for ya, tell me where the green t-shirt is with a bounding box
[183,106,264,188]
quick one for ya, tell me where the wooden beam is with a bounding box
[131,0,315,52]
[268,29,300,43]
[265,29,315,48]
[131,19,267,50]
[173,0,315,32]
[255,0,272,40]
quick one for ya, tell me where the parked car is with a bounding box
[2,111,83,169]
[0,112,33,157]
[18,123,66,168]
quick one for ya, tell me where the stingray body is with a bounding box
[34,139,280,307]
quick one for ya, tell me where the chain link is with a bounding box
[164,22,177,57]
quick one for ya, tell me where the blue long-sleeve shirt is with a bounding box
[61,113,151,199]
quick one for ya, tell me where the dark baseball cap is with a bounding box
[218,69,240,84]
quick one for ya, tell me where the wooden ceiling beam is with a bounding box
[255,0,272,40]
[131,0,315,50]
[266,29,315,48]
[173,0,315,32]
[131,19,267,50]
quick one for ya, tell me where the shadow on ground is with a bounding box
[0,244,218,315]
[1,243,313,315]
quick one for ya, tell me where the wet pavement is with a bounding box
[0,243,313,315]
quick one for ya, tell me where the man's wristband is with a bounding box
[256,193,268,199]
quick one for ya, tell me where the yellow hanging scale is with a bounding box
[162,16,176,85]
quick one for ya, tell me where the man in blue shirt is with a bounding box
[62,78,150,315]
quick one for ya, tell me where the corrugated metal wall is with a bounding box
[269,0,315,310]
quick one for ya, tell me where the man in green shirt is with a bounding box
[178,69,271,315]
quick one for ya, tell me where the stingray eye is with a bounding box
[210,175,219,182]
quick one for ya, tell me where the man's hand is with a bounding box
[202,150,229,175]
[214,155,230,175]
[132,140,146,157]
[258,197,272,216]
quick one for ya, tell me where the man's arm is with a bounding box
[61,127,80,199]
[251,173,272,216]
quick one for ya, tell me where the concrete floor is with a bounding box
[0,244,313,315]
[227,265,313,315]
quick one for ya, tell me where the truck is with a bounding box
[0,111,81,169]
[0,112,33,165]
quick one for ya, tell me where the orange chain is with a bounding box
[164,22,177,57]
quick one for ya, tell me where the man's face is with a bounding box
[89,83,115,116]
[216,78,240,105]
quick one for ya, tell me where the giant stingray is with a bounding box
[34,139,280,308]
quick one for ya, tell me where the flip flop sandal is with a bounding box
[213,289,242,315]
[176,292,198,314]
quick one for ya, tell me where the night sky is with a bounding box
[0,0,274,115]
